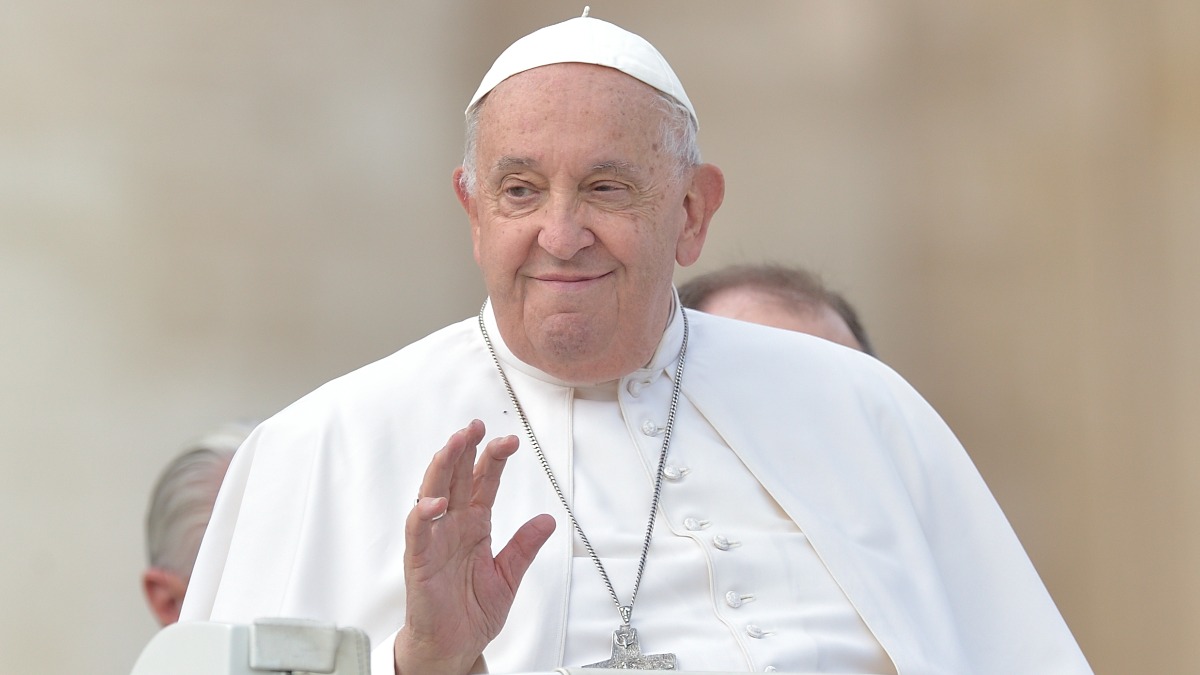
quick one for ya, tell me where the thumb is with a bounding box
[494,514,556,591]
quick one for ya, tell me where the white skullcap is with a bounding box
[466,8,697,127]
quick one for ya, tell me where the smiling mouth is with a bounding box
[532,271,612,289]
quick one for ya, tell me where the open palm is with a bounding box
[395,420,555,675]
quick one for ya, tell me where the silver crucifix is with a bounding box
[583,625,677,670]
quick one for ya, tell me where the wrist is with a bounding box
[393,628,484,675]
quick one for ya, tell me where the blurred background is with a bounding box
[2,2,1196,673]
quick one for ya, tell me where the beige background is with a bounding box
[2,2,1196,673]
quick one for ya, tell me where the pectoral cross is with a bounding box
[583,625,677,670]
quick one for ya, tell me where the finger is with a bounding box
[494,514,556,592]
[447,420,485,511]
[472,434,519,509]
[404,494,449,574]
[412,496,449,522]
[417,421,480,507]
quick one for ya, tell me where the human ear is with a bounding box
[452,168,484,266]
[675,163,725,267]
[452,167,473,213]
[142,567,189,626]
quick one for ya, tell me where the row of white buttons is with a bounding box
[661,433,775,669]
[717,538,776,669]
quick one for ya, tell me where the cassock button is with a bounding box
[724,591,755,608]
[626,377,653,397]
[712,535,741,551]
[662,464,689,481]
[745,624,774,639]
[641,419,662,436]
[683,517,710,531]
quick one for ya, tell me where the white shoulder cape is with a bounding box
[182,307,1091,675]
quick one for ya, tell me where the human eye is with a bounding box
[498,178,538,203]
[504,184,533,199]
[494,177,542,216]
[588,180,631,199]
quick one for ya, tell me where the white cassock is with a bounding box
[182,295,1092,675]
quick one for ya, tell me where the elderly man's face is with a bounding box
[455,63,722,383]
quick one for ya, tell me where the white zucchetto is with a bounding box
[466,10,697,127]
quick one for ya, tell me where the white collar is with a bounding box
[480,290,686,388]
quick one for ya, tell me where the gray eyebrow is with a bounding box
[492,156,537,173]
[488,157,644,179]
[590,160,640,177]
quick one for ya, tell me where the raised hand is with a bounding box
[394,419,556,675]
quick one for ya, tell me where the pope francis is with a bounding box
[180,11,1093,675]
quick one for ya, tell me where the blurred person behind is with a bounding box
[141,422,252,625]
[679,263,874,356]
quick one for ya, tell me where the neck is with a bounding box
[502,304,677,386]
[530,343,659,385]
[483,297,681,386]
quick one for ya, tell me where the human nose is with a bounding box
[536,194,594,260]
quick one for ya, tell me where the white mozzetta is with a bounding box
[182,295,1091,675]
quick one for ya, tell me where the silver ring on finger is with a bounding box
[414,495,446,520]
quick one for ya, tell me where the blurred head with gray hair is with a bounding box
[679,263,875,357]
[142,421,254,626]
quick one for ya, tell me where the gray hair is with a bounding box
[459,89,700,196]
[678,263,877,357]
[144,422,253,576]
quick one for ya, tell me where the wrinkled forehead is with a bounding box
[466,14,697,128]
[471,64,673,178]
[480,62,665,119]
[473,63,671,153]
